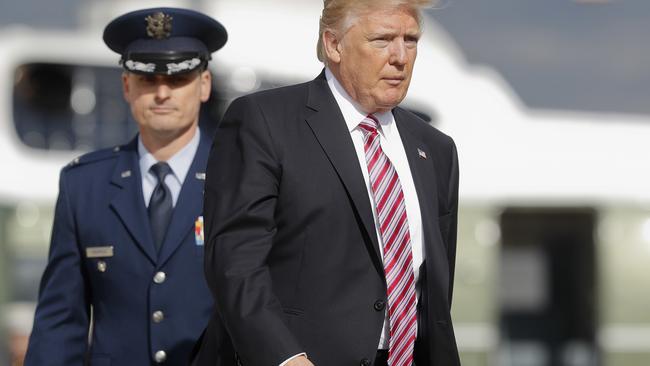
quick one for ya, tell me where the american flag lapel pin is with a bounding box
[417,148,427,159]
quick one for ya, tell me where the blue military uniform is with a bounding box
[25,7,227,366]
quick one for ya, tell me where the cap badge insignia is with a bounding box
[145,12,173,39]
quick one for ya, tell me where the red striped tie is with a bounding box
[359,115,417,366]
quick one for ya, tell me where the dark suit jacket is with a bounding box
[25,132,214,366]
[194,72,460,366]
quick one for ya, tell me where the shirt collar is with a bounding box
[325,68,394,136]
[138,128,201,185]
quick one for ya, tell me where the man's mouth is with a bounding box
[383,77,404,86]
[151,107,176,113]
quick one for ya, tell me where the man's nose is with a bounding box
[389,39,408,66]
[155,83,172,100]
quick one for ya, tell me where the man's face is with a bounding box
[122,70,211,140]
[326,6,420,114]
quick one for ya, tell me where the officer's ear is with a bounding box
[121,72,132,102]
[199,69,211,103]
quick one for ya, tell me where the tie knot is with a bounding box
[150,162,172,183]
[358,114,380,135]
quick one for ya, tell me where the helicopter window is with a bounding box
[12,63,226,151]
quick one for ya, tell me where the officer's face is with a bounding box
[324,6,420,114]
[122,70,211,140]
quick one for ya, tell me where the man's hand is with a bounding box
[285,355,315,366]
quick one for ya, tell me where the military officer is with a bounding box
[24,7,227,365]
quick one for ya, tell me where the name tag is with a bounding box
[86,246,114,258]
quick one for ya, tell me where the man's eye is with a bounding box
[371,39,390,47]
[170,77,191,86]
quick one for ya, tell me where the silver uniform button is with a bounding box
[153,271,166,284]
[97,261,107,272]
[154,350,167,363]
[152,310,164,323]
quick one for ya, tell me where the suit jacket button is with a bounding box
[153,271,166,284]
[374,300,386,311]
[360,358,371,366]
[152,310,164,323]
[154,350,167,363]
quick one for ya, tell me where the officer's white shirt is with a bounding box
[138,129,200,207]
[326,68,424,350]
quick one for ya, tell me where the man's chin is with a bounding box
[376,97,406,111]
[147,119,181,132]
[144,124,180,138]
[150,121,196,137]
[378,87,408,102]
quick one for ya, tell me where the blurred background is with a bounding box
[0,0,649,365]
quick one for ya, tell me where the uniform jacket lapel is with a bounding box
[109,138,157,264]
[304,72,384,272]
[157,132,210,266]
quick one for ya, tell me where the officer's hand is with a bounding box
[285,355,315,366]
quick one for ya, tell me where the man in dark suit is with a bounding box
[193,0,461,365]
[24,7,227,365]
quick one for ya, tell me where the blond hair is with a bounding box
[317,0,435,63]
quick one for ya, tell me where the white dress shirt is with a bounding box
[326,68,424,350]
[138,129,201,208]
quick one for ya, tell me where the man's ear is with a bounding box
[323,30,342,64]
[121,72,131,102]
[200,70,212,102]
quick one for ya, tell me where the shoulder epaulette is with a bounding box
[65,145,123,169]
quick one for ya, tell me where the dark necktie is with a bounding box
[359,115,417,366]
[149,162,173,253]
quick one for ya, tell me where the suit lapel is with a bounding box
[109,139,157,264]
[157,132,210,266]
[304,73,383,268]
[394,108,451,313]
[393,108,439,225]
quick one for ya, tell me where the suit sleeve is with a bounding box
[446,140,460,307]
[203,96,303,365]
[24,171,91,366]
